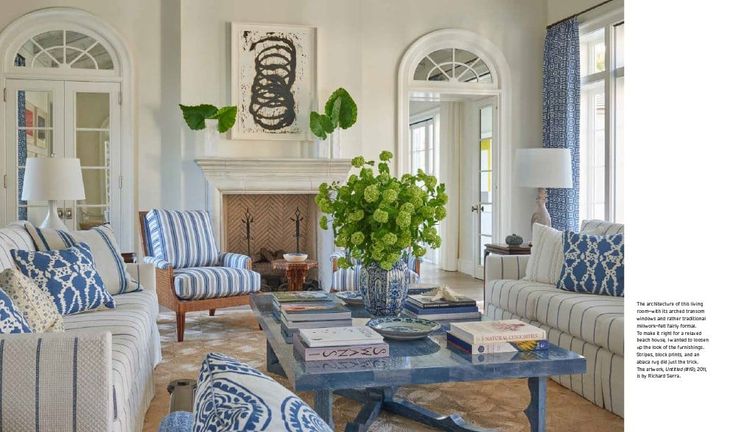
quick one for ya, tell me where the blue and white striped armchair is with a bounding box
[330,249,420,292]
[139,209,261,341]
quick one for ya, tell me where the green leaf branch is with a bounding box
[179,104,237,133]
[310,88,357,140]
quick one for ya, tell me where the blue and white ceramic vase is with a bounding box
[359,260,410,317]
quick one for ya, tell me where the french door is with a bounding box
[4,79,121,232]
[468,97,499,278]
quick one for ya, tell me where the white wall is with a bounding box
[546,0,600,24]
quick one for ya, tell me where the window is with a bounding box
[16,30,114,70]
[413,48,492,83]
[410,117,437,175]
[579,19,624,222]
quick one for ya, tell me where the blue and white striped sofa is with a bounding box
[140,209,261,341]
[484,219,624,418]
[0,221,161,432]
[330,250,421,292]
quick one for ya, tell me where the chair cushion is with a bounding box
[0,222,36,271]
[557,231,624,297]
[332,264,419,292]
[0,268,63,332]
[193,352,333,432]
[25,223,139,295]
[145,209,219,269]
[173,267,261,300]
[0,286,32,334]
[523,223,564,285]
[12,243,116,315]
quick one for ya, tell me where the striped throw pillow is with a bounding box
[145,209,219,269]
[0,222,36,271]
[25,224,138,295]
[523,223,564,285]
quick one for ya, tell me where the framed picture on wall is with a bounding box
[24,103,35,145]
[35,107,48,149]
[230,23,316,140]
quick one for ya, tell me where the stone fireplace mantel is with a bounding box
[195,158,353,194]
[195,157,353,290]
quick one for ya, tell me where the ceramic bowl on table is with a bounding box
[283,253,308,262]
[367,317,441,341]
[335,291,364,305]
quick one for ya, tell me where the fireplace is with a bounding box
[195,158,353,291]
[222,193,318,291]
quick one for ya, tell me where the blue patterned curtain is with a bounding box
[543,18,580,231]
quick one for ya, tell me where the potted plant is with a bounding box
[179,104,237,153]
[310,88,357,158]
[316,151,447,316]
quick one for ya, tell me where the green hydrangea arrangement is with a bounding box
[316,150,447,271]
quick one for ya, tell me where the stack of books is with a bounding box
[270,291,353,340]
[402,293,481,321]
[447,319,549,354]
[294,326,389,362]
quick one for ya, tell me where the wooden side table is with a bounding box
[483,243,532,261]
[271,259,319,291]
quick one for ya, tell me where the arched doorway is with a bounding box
[397,29,512,277]
[0,7,134,248]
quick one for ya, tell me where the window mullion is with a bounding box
[604,23,615,222]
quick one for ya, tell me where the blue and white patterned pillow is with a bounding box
[12,243,116,315]
[0,288,32,334]
[557,231,624,297]
[193,352,333,432]
[24,223,139,295]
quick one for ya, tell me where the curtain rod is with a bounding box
[546,0,616,29]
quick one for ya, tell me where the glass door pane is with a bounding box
[73,91,111,230]
[477,105,493,265]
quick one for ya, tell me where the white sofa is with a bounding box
[0,222,162,432]
[484,220,624,417]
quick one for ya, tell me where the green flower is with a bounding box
[363,184,379,203]
[397,233,411,248]
[319,183,329,194]
[420,206,434,218]
[382,189,398,203]
[335,234,348,248]
[360,168,374,178]
[413,245,427,257]
[337,257,351,269]
[350,231,365,245]
[379,260,394,270]
[373,209,389,223]
[425,176,437,189]
[372,249,384,261]
[319,215,328,230]
[396,212,411,229]
[348,209,364,222]
[400,202,415,214]
[351,156,365,167]
[383,232,397,245]
[435,206,447,220]
[379,150,393,161]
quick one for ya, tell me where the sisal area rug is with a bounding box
[143,307,624,432]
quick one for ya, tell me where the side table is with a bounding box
[271,259,319,291]
[483,243,531,262]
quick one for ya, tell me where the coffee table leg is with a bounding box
[525,376,547,432]
[314,390,334,429]
[383,393,496,432]
[265,341,285,377]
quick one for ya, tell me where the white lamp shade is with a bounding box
[22,157,86,201]
[515,148,573,188]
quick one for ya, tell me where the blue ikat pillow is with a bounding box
[12,243,115,315]
[0,288,32,334]
[557,231,624,297]
[193,352,333,432]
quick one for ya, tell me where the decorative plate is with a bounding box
[367,317,441,341]
[335,291,363,305]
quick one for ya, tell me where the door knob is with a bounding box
[64,208,73,219]
[471,205,479,212]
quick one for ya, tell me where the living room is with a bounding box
[2,0,703,431]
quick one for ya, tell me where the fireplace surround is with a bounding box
[195,158,352,290]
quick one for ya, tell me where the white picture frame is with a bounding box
[230,23,317,141]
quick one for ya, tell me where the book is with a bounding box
[281,318,354,331]
[299,326,384,348]
[407,294,477,309]
[281,302,352,321]
[272,291,331,303]
[446,332,549,354]
[449,320,546,345]
[403,309,482,321]
[403,303,479,315]
[293,336,389,361]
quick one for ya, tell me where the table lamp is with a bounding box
[22,157,86,230]
[515,148,572,227]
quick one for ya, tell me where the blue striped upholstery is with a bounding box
[173,267,261,300]
[219,252,251,269]
[143,256,172,269]
[145,210,219,269]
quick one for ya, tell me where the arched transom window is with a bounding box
[413,48,492,83]
[15,29,114,70]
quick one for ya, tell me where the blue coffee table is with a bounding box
[250,293,586,432]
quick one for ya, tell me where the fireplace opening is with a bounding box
[222,194,320,291]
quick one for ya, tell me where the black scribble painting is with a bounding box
[248,35,296,130]
[233,25,314,139]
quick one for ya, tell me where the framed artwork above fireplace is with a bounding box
[230,22,317,141]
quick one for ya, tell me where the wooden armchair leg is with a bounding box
[209,309,216,316]
[176,311,186,342]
